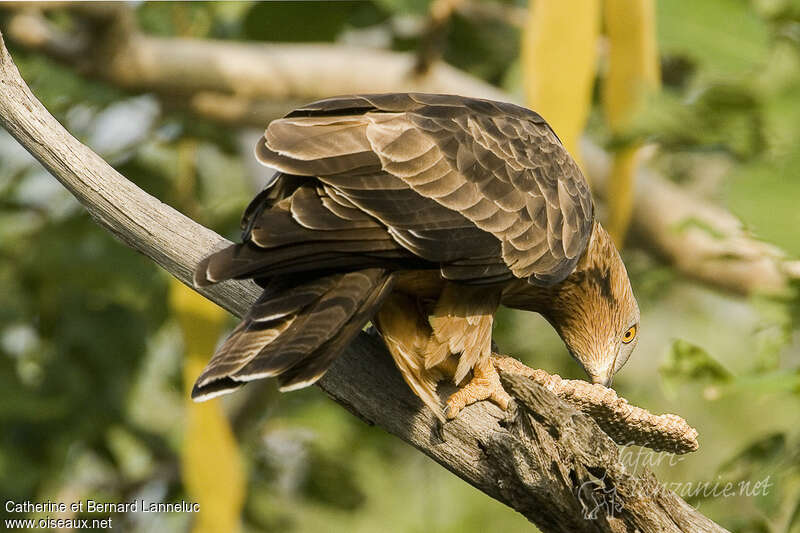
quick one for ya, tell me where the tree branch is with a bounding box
[583,142,800,295]
[2,5,793,296]
[0,5,507,100]
[0,29,728,532]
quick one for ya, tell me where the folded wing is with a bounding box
[255,93,593,286]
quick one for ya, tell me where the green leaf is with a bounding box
[660,339,733,396]
[10,51,123,116]
[625,83,765,158]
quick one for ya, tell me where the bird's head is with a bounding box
[544,222,640,387]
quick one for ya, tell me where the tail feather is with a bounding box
[233,274,376,378]
[191,269,393,401]
[276,271,394,391]
[248,275,341,322]
[192,317,295,394]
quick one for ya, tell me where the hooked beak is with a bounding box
[569,349,617,388]
[569,347,616,388]
[589,357,616,388]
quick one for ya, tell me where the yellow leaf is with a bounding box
[605,144,641,246]
[169,278,245,533]
[603,0,659,131]
[603,0,660,245]
[523,0,601,169]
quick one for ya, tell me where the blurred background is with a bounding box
[1,1,799,531]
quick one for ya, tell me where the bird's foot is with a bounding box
[490,354,544,380]
[445,357,512,419]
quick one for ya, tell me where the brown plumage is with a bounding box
[192,93,640,420]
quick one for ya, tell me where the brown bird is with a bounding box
[192,93,640,420]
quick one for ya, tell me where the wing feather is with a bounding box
[255,93,594,286]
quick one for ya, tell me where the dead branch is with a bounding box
[0,30,728,533]
[2,6,792,296]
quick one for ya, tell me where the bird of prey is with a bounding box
[193,93,640,420]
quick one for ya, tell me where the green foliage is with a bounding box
[727,152,800,257]
[299,446,365,511]
[660,339,733,397]
[656,0,770,77]
[444,13,520,85]
[10,50,125,116]
[626,83,765,158]
[716,433,786,484]
[242,1,389,43]
[622,249,677,309]
[0,213,168,502]
[698,432,800,531]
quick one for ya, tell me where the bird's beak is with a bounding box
[570,347,616,388]
[589,360,615,388]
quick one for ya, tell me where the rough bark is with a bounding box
[0,30,728,533]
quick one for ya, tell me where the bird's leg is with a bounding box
[434,355,462,384]
[490,353,542,380]
[374,293,446,420]
[444,356,512,419]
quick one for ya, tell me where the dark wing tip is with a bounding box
[191,376,243,402]
[193,254,214,288]
[277,371,327,392]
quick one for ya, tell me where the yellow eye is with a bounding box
[622,325,637,344]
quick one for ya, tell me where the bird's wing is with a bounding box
[255,93,594,286]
